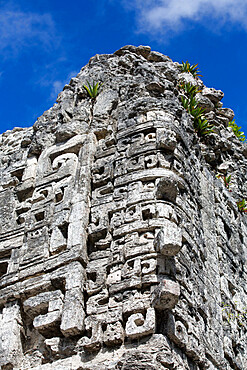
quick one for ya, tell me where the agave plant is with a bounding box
[224,174,232,189]
[180,82,199,97]
[180,81,214,137]
[180,61,202,77]
[194,117,215,137]
[189,96,198,108]
[228,120,246,142]
[216,174,232,190]
[181,96,190,110]
[83,80,101,99]
[237,199,247,213]
[189,103,205,120]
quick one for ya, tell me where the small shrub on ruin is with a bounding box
[216,174,232,190]
[222,302,247,327]
[83,80,101,99]
[228,120,246,142]
[194,117,215,137]
[237,199,247,213]
[180,61,202,77]
[190,103,205,121]
[180,82,200,97]
[179,82,214,137]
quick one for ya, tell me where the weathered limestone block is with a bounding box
[109,275,142,294]
[123,230,156,258]
[195,93,215,113]
[20,226,50,267]
[59,262,85,337]
[86,288,109,315]
[79,316,103,351]
[67,221,87,258]
[125,307,156,339]
[156,127,177,151]
[44,337,61,357]
[106,266,121,286]
[23,290,63,318]
[0,301,24,369]
[36,134,85,176]
[50,226,67,254]
[141,256,156,275]
[155,202,178,222]
[167,314,188,347]
[93,89,118,117]
[178,71,203,88]
[103,321,125,346]
[122,290,151,314]
[0,189,16,232]
[60,287,85,336]
[202,87,224,103]
[156,171,184,202]
[217,107,235,121]
[22,156,38,182]
[22,262,86,339]
[86,259,108,295]
[24,290,64,336]
[55,119,88,142]
[155,221,182,256]
[34,310,62,333]
[89,205,110,236]
[151,279,180,309]
[92,157,114,187]
[121,257,141,279]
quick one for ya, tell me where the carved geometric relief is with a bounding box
[19,226,49,268]
[23,290,64,337]
[125,308,156,339]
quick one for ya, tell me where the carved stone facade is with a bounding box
[0,45,247,369]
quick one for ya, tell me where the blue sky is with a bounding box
[1,0,247,134]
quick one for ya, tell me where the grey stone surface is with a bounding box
[0,45,247,369]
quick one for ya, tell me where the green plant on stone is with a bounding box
[83,80,101,99]
[189,103,205,121]
[180,83,203,118]
[189,96,198,109]
[181,96,190,110]
[180,61,202,77]
[222,302,247,327]
[228,120,246,142]
[179,83,203,118]
[237,199,247,213]
[180,82,200,98]
[194,117,215,137]
[180,81,214,137]
[216,174,232,190]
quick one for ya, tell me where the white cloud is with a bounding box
[127,0,247,34]
[0,5,57,57]
[0,3,64,98]
[49,71,78,99]
[50,80,64,99]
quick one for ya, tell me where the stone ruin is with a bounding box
[0,45,247,369]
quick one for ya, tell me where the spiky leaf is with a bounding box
[83,80,101,99]
[228,120,246,142]
[180,61,202,77]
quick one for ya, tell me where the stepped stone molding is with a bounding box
[0,45,246,369]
